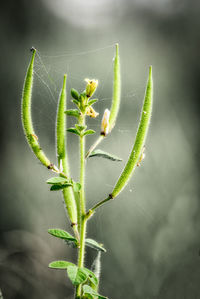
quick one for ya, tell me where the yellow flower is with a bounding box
[85,78,98,98]
[101,109,110,136]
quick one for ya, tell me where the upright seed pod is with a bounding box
[85,43,121,159]
[111,66,153,198]
[21,48,54,169]
[56,75,78,236]
[108,43,121,132]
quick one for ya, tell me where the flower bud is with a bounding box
[86,106,99,118]
[101,109,110,136]
[85,78,98,98]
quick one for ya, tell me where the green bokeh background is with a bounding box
[0,1,200,298]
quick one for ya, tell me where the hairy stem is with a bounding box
[76,115,87,298]
[86,195,112,217]
[85,135,104,159]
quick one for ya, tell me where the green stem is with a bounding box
[85,135,104,159]
[76,115,87,299]
[86,195,112,217]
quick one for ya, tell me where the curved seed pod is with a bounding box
[56,75,78,236]
[108,43,121,132]
[21,48,52,168]
[111,66,153,198]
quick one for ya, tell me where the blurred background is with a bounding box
[0,0,200,298]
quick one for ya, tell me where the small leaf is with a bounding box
[88,99,98,106]
[72,99,80,106]
[48,228,77,242]
[88,150,122,162]
[83,285,108,299]
[71,88,80,100]
[50,184,72,191]
[75,124,87,132]
[67,266,88,285]
[65,109,80,118]
[86,239,106,252]
[46,177,68,184]
[73,182,82,193]
[67,128,80,136]
[83,130,96,136]
[83,268,98,286]
[49,260,74,270]
[83,294,94,299]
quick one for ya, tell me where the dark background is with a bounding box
[0,0,200,298]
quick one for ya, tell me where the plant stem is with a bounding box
[85,134,104,159]
[76,115,87,299]
[87,195,113,216]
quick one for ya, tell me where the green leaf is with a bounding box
[83,294,95,299]
[65,109,80,118]
[73,182,82,192]
[71,88,80,100]
[75,124,87,132]
[50,184,72,191]
[88,150,122,162]
[88,99,98,106]
[67,265,88,285]
[83,285,108,299]
[72,99,80,106]
[67,128,80,136]
[86,239,106,252]
[46,177,68,184]
[48,228,77,242]
[83,130,96,136]
[49,260,74,270]
[82,268,98,286]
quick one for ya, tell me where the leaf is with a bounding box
[83,294,95,299]
[88,99,98,106]
[86,239,106,252]
[46,177,68,184]
[65,109,80,118]
[73,182,82,192]
[67,128,80,136]
[83,285,108,299]
[49,260,74,270]
[83,130,96,136]
[75,124,87,132]
[72,99,80,106]
[67,265,88,286]
[88,150,122,162]
[48,228,77,242]
[82,268,98,286]
[50,184,72,191]
[71,88,80,100]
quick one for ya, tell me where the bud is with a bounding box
[85,78,98,98]
[101,109,110,136]
[86,106,99,118]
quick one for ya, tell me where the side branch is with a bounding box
[86,194,113,217]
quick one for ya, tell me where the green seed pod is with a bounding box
[21,48,51,168]
[56,75,78,234]
[109,43,121,132]
[111,66,153,198]
[57,75,67,167]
